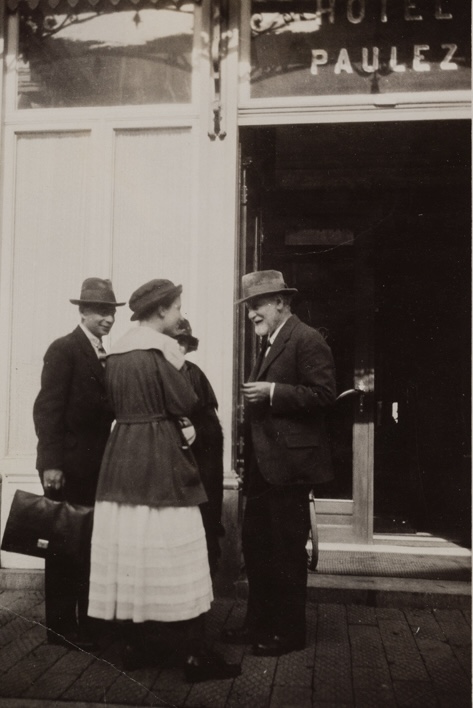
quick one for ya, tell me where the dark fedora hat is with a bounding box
[70,278,125,306]
[129,279,182,321]
[175,319,199,352]
[236,270,298,305]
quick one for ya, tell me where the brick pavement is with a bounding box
[0,590,470,707]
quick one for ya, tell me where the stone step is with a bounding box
[234,574,471,609]
[2,544,471,610]
[236,544,472,609]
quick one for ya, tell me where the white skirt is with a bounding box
[88,502,213,623]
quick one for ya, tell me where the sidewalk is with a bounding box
[0,587,470,707]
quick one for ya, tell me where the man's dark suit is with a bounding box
[33,326,114,640]
[243,314,336,645]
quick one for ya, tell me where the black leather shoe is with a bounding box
[122,644,149,671]
[252,635,305,657]
[122,641,171,671]
[184,651,241,683]
[220,625,255,645]
[47,632,97,652]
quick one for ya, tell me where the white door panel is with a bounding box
[0,122,199,567]
[111,126,195,339]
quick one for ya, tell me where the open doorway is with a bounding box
[238,120,470,544]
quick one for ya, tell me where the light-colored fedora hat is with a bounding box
[236,270,298,305]
[70,277,125,306]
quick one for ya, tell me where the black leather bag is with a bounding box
[1,489,93,559]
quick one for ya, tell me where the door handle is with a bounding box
[336,388,365,413]
[336,388,363,401]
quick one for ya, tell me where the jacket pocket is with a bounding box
[284,432,319,448]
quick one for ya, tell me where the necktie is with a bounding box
[264,340,272,357]
[97,342,107,368]
[256,339,270,376]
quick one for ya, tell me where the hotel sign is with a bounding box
[249,1,470,98]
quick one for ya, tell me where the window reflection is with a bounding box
[17,5,195,108]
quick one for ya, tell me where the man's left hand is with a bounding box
[242,382,272,404]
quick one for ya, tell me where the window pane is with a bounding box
[249,1,471,100]
[17,5,195,108]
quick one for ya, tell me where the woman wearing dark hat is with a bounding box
[174,320,225,578]
[87,279,240,682]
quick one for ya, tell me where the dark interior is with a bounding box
[240,120,471,542]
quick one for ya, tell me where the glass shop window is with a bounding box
[247,0,471,101]
[16,4,195,108]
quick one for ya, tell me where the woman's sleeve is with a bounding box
[187,362,219,410]
[159,356,199,417]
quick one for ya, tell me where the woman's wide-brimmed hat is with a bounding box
[175,319,199,352]
[129,279,182,321]
[236,270,298,305]
[70,277,125,306]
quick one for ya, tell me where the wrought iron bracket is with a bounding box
[208,0,227,140]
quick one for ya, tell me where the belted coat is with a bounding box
[95,326,207,508]
[247,314,336,487]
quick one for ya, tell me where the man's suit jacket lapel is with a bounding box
[257,316,297,380]
[249,337,268,382]
[72,326,106,386]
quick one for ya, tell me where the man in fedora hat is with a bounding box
[222,270,336,657]
[33,277,125,650]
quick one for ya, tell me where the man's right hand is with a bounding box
[43,468,65,492]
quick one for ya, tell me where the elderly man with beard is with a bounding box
[222,270,336,657]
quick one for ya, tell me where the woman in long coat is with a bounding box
[87,279,240,682]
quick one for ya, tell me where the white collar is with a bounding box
[268,316,290,345]
[80,323,102,349]
[109,326,185,370]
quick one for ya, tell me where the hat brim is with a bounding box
[235,287,298,305]
[70,299,126,306]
